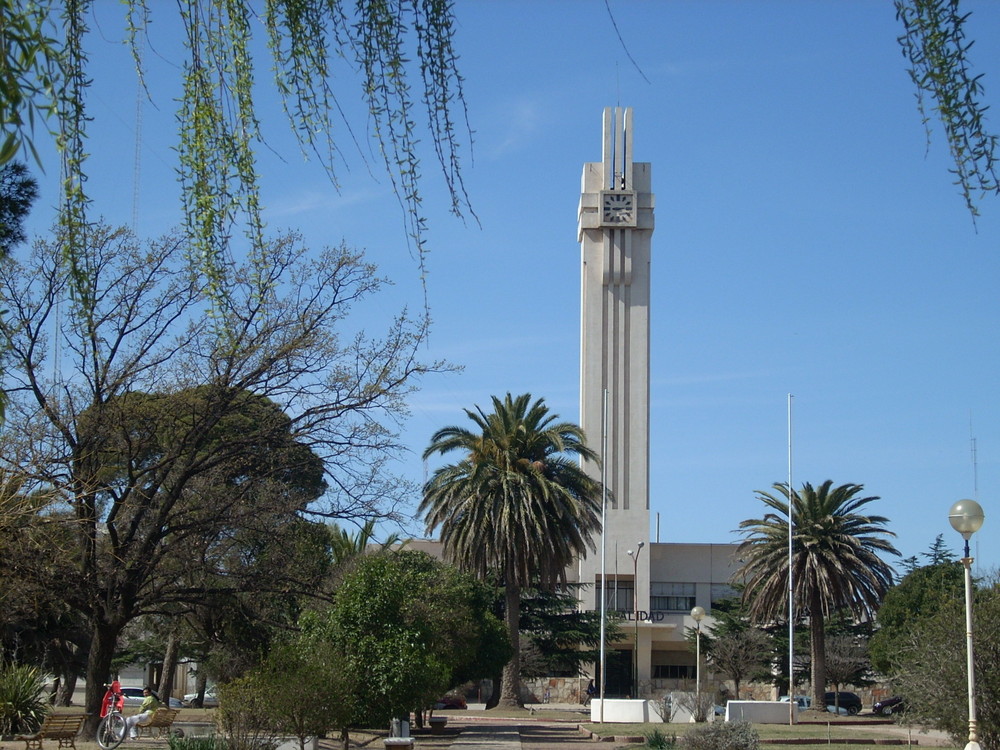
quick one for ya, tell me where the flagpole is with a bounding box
[787,393,795,725]
[598,388,608,723]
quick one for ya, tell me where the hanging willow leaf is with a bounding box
[0,0,472,301]
[0,0,64,171]
[896,0,1000,222]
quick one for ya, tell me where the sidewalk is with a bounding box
[449,723,521,749]
[449,718,602,749]
[444,713,958,749]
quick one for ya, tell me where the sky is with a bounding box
[19,1,1000,573]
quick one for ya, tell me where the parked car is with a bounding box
[433,694,467,710]
[120,686,183,708]
[873,696,905,716]
[779,695,812,710]
[824,691,862,715]
[183,686,219,708]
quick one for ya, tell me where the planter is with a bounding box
[428,716,448,735]
[171,721,215,738]
[384,739,414,749]
[273,737,318,750]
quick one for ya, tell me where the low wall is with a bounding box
[590,699,664,723]
[522,677,588,705]
[725,701,796,724]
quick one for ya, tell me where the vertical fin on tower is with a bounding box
[602,106,634,191]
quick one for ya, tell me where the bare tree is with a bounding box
[706,627,772,700]
[0,223,445,733]
[824,635,869,693]
[671,680,717,723]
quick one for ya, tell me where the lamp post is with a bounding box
[627,542,645,699]
[948,499,985,750]
[691,605,706,713]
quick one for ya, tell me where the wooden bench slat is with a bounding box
[137,707,182,739]
[15,714,86,750]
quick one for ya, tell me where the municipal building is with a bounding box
[417,108,741,703]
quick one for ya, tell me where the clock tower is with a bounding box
[577,106,655,692]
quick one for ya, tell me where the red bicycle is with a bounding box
[97,680,126,750]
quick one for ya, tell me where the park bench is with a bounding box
[136,708,183,739]
[15,714,86,750]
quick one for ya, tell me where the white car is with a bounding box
[120,686,183,708]
[779,695,811,710]
[779,695,850,715]
[183,686,219,707]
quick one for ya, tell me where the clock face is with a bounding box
[601,191,637,227]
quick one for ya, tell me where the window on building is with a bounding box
[650,582,696,612]
[652,664,695,679]
[595,580,634,611]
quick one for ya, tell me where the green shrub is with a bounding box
[680,720,759,750]
[167,738,229,750]
[214,678,277,750]
[0,662,48,735]
[646,728,678,749]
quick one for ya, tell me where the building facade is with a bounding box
[574,108,739,699]
[414,108,740,704]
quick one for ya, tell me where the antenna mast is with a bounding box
[970,415,978,499]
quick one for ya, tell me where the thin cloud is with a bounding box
[265,186,382,218]
[485,99,544,158]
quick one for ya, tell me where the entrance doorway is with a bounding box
[597,649,633,698]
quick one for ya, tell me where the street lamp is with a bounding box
[948,499,985,750]
[691,605,706,712]
[627,542,645,699]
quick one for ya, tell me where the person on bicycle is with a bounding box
[125,686,160,740]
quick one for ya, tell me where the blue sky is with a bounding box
[22,1,1000,572]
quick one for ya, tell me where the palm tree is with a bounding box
[419,393,602,707]
[328,519,402,567]
[735,481,899,709]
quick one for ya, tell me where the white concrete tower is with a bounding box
[577,107,655,693]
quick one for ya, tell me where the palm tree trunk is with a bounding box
[498,582,522,707]
[809,589,826,709]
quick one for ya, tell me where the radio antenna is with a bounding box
[970,413,978,499]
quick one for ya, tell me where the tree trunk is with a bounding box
[56,674,77,707]
[809,589,826,710]
[340,727,350,750]
[484,671,502,709]
[158,629,181,705]
[498,583,522,708]
[83,623,121,738]
[190,670,208,707]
